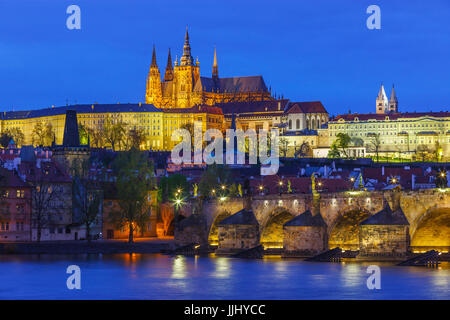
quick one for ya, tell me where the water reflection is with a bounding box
[171,255,187,279]
[0,254,448,299]
[213,257,230,278]
[340,263,363,289]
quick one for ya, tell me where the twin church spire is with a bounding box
[376,83,398,114]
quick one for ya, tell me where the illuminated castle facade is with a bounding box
[145,28,272,109]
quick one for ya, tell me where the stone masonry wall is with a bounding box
[359,225,410,256]
[283,226,327,255]
[217,224,259,252]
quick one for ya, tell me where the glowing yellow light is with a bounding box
[220,197,226,201]
[194,245,200,249]
[259,185,264,190]
[350,177,355,182]
[279,181,283,186]
[175,199,182,205]
[221,185,226,190]
[211,189,216,194]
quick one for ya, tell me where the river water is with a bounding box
[0,254,448,299]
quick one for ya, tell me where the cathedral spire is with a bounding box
[389,84,398,113]
[151,45,158,68]
[212,46,219,81]
[164,48,174,81]
[376,82,389,114]
[180,26,194,66]
[389,84,397,103]
[377,82,387,100]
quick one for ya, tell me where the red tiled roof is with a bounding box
[250,176,351,194]
[18,161,72,184]
[316,178,352,192]
[288,101,328,114]
[164,105,223,115]
[217,99,289,115]
[0,168,30,188]
[332,112,450,122]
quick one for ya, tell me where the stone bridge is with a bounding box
[189,189,449,251]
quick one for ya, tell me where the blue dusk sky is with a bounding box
[0,0,449,116]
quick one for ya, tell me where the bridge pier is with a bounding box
[173,189,450,257]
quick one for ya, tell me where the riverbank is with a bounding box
[0,238,175,255]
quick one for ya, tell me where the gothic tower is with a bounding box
[164,48,174,82]
[145,45,162,105]
[389,84,398,113]
[173,27,200,108]
[376,83,389,114]
[212,46,219,82]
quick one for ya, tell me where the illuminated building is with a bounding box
[145,28,272,109]
[328,85,450,160]
[0,104,223,151]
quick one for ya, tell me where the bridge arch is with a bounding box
[260,207,296,249]
[208,210,233,246]
[328,208,372,250]
[411,206,450,252]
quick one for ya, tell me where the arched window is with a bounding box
[296,119,300,129]
[288,120,292,129]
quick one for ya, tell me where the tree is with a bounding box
[32,122,54,146]
[180,122,195,151]
[32,122,45,146]
[104,117,127,150]
[110,149,154,243]
[160,204,174,236]
[434,141,443,162]
[0,133,12,148]
[31,175,64,242]
[72,159,101,242]
[79,124,89,145]
[367,133,381,162]
[279,138,289,157]
[8,128,25,147]
[295,142,311,158]
[328,143,340,158]
[333,133,351,158]
[351,137,364,147]
[198,164,231,198]
[416,144,430,162]
[124,127,147,150]
[157,174,189,203]
[86,126,106,148]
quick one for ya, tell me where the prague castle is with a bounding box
[0,28,449,161]
[145,28,272,109]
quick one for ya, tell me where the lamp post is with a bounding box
[350,177,355,190]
